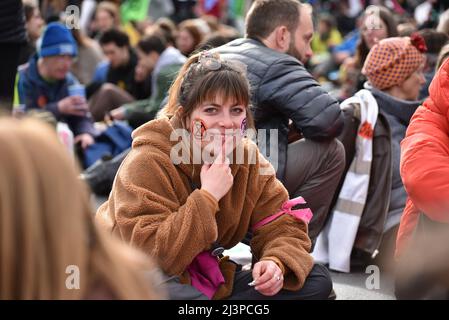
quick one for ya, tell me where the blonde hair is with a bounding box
[0,118,162,299]
[96,1,121,26]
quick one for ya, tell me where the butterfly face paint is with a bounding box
[240,118,247,137]
[192,118,207,140]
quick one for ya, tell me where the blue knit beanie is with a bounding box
[38,22,78,58]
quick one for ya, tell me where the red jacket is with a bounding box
[396,58,449,257]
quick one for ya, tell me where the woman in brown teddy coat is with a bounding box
[96,51,333,300]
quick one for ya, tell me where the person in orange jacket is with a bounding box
[395,56,449,299]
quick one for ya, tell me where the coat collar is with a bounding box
[371,88,421,126]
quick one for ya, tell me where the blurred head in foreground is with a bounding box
[0,118,163,299]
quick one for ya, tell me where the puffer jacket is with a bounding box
[396,58,449,257]
[214,38,343,181]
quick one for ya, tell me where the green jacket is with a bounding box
[123,63,183,117]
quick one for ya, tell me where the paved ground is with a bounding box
[223,243,396,300]
[93,195,396,300]
[330,270,395,300]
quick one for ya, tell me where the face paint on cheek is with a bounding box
[192,118,207,140]
[240,118,247,137]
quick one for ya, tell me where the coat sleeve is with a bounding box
[18,71,96,136]
[249,153,314,291]
[257,58,344,140]
[97,146,220,276]
[63,74,96,137]
[337,103,359,174]
[400,105,449,222]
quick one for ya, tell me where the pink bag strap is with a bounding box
[252,196,313,232]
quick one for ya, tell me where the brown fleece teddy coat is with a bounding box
[96,114,314,299]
